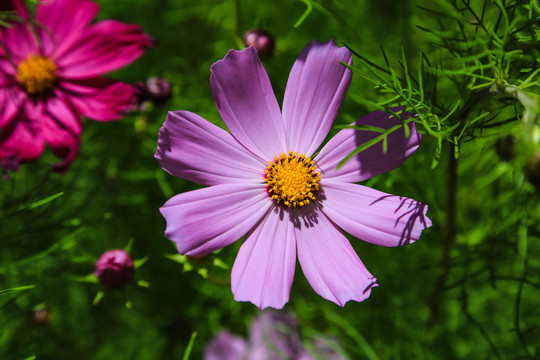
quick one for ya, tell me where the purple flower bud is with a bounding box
[243,29,275,57]
[31,308,51,326]
[94,249,134,288]
[146,77,172,101]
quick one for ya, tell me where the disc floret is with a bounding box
[265,151,321,207]
[16,55,57,95]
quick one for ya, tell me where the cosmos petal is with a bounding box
[40,99,80,172]
[210,46,287,160]
[155,110,266,186]
[0,60,16,79]
[231,208,296,310]
[46,91,82,135]
[36,0,99,57]
[319,181,431,247]
[316,110,421,183]
[282,39,352,155]
[295,206,378,306]
[0,21,37,62]
[59,79,137,121]
[57,20,154,79]
[0,86,24,128]
[0,115,45,166]
[160,183,272,257]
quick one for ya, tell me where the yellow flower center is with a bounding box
[265,151,321,208]
[16,55,57,95]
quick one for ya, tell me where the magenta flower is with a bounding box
[0,0,153,172]
[156,40,431,309]
[95,249,135,288]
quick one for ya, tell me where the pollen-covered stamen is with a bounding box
[16,55,57,95]
[264,151,321,208]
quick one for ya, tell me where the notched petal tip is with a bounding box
[210,46,258,74]
[335,277,379,307]
[232,295,288,311]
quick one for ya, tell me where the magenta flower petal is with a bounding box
[0,119,45,166]
[59,80,137,121]
[320,181,431,247]
[58,20,154,79]
[231,209,296,310]
[0,22,36,62]
[295,207,378,306]
[36,0,99,57]
[282,39,352,155]
[210,46,286,160]
[40,102,80,172]
[46,92,82,135]
[155,110,266,186]
[317,110,422,183]
[0,60,16,79]
[204,331,248,360]
[0,87,23,128]
[160,184,271,257]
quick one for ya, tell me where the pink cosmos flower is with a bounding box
[0,0,153,172]
[156,40,432,309]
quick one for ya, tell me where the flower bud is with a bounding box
[243,29,275,57]
[146,77,172,101]
[31,308,51,326]
[94,249,134,288]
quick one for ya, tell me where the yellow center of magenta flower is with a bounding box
[265,151,321,208]
[16,55,58,95]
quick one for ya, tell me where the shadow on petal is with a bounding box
[370,194,432,246]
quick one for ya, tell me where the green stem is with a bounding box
[428,142,458,325]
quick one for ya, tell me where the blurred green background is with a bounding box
[1,0,539,359]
